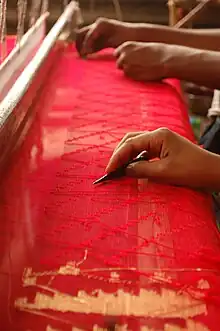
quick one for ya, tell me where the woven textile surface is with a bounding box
[0,44,220,331]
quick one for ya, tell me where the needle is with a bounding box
[93,152,149,185]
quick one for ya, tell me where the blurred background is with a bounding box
[6,0,220,34]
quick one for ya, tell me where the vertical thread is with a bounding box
[0,0,7,61]
[17,0,27,44]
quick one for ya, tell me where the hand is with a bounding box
[114,41,169,82]
[76,18,135,57]
[106,128,220,191]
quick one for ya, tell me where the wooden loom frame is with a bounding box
[0,1,80,169]
[168,0,212,28]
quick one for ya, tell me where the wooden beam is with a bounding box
[174,0,211,28]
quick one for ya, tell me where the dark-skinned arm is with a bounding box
[76,19,220,57]
[106,129,220,192]
[131,23,220,51]
[164,44,220,89]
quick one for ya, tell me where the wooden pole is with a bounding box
[174,0,212,28]
[168,0,179,26]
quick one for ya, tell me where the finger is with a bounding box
[113,47,121,59]
[114,132,144,153]
[123,64,131,77]
[81,23,103,56]
[75,26,91,55]
[106,131,164,173]
[126,159,167,179]
[114,42,134,58]
[116,53,126,70]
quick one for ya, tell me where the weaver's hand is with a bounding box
[106,128,220,190]
[114,42,169,81]
[76,18,135,57]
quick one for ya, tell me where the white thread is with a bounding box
[41,0,49,15]
[0,0,7,61]
[29,0,42,27]
[112,0,123,21]
[17,0,27,44]
[63,0,68,7]
[208,90,220,117]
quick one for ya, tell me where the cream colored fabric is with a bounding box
[208,90,220,117]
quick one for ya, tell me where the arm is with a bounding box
[165,44,220,89]
[114,42,220,90]
[172,149,220,192]
[106,129,220,192]
[76,19,220,57]
[132,23,220,51]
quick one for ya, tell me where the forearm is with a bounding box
[165,45,220,89]
[199,150,220,192]
[126,23,220,51]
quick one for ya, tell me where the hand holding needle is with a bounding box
[93,152,149,185]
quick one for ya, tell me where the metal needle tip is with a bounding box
[93,175,108,185]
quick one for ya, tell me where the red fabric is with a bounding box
[3,36,16,57]
[0,44,220,330]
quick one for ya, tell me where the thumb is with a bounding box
[126,160,165,179]
[75,27,89,55]
[81,22,104,56]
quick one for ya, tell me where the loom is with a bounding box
[0,1,220,330]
